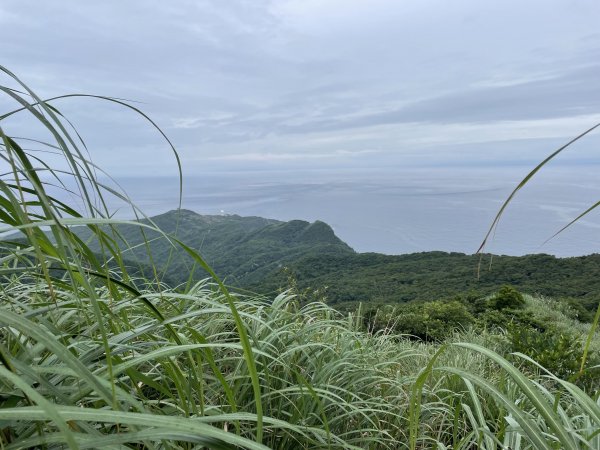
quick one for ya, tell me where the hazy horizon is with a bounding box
[3,1,600,257]
[69,163,597,258]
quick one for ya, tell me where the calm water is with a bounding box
[80,166,600,257]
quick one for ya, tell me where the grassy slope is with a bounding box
[2,278,599,449]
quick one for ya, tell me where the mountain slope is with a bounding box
[77,209,354,286]
[64,210,599,313]
[251,251,600,312]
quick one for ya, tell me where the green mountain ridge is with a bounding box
[254,251,600,313]
[26,209,598,312]
[74,209,354,286]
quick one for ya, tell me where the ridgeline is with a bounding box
[65,209,600,312]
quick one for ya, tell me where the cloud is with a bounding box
[2,0,600,175]
[204,149,379,162]
[172,111,240,129]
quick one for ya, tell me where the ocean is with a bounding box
[86,165,600,257]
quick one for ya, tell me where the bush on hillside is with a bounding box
[564,297,597,322]
[506,323,599,390]
[489,285,525,310]
[365,300,474,341]
[457,290,489,315]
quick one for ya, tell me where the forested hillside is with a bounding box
[72,209,354,286]
[252,251,600,311]
[63,210,600,311]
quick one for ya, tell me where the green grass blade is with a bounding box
[477,121,600,254]
[0,407,271,450]
[452,342,579,449]
[409,344,447,450]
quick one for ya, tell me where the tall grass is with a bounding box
[477,120,600,381]
[1,67,599,449]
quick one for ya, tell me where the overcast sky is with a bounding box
[2,0,600,177]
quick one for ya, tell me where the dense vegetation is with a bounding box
[364,286,600,390]
[45,208,600,313]
[67,209,353,288]
[1,67,599,449]
[253,251,600,312]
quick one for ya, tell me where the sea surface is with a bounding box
[70,166,600,257]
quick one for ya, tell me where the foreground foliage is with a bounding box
[2,276,600,449]
[365,289,600,391]
[1,66,599,449]
[1,279,600,449]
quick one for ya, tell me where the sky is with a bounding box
[2,0,600,177]
[2,1,600,256]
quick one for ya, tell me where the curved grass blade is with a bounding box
[174,239,265,443]
[452,342,579,449]
[477,121,600,254]
[438,366,552,450]
[0,365,78,450]
[0,407,272,450]
[409,344,447,450]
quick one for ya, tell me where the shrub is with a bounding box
[366,300,474,341]
[489,285,525,310]
[506,322,599,390]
